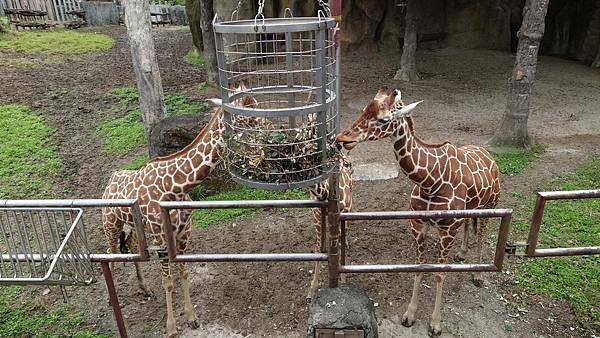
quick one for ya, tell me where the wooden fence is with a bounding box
[0,0,82,23]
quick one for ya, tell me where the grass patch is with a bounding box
[184,48,205,66]
[191,186,307,227]
[177,26,190,32]
[0,105,61,199]
[0,30,113,54]
[121,155,149,170]
[0,286,110,337]
[0,16,9,33]
[490,144,545,175]
[0,57,37,69]
[196,81,214,92]
[96,87,206,156]
[514,157,599,331]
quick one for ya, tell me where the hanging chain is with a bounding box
[232,0,245,20]
[257,0,265,16]
[317,0,331,16]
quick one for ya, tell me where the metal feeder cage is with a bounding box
[214,12,339,190]
[0,208,95,286]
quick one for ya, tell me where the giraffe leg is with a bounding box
[161,261,177,338]
[472,218,488,287]
[177,263,199,328]
[401,220,428,327]
[102,212,122,273]
[125,233,152,296]
[428,222,461,338]
[307,208,322,302]
[454,219,471,262]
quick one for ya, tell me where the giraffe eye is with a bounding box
[377,117,390,124]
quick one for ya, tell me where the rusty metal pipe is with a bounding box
[100,262,128,338]
[532,247,600,257]
[160,199,326,210]
[538,189,600,200]
[340,263,498,273]
[526,195,546,257]
[0,199,137,208]
[493,214,513,268]
[173,253,328,263]
[340,209,512,221]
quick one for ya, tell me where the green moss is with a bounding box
[514,157,600,331]
[0,30,113,54]
[184,48,205,66]
[491,144,545,175]
[0,58,37,69]
[0,105,61,198]
[192,187,307,227]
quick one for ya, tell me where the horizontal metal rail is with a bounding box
[160,199,326,210]
[526,189,600,257]
[338,209,513,273]
[160,199,328,263]
[175,253,328,262]
[0,199,138,208]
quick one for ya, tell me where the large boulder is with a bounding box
[307,284,378,338]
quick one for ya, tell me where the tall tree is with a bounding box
[123,0,166,157]
[594,44,600,68]
[200,0,217,84]
[394,0,420,82]
[186,0,203,52]
[488,0,550,149]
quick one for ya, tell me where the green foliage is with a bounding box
[491,144,545,175]
[121,155,150,170]
[0,286,110,337]
[96,87,206,156]
[0,58,37,69]
[0,30,113,54]
[191,186,307,227]
[0,16,9,33]
[514,157,600,331]
[184,48,205,66]
[196,82,213,92]
[0,105,61,198]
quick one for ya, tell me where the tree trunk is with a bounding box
[593,44,600,68]
[487,0,550,149]
[394,0,419,82]
[123,0,167,157]
[186,0,203,52]
[200,0,217,84]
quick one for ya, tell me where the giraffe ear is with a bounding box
[375,86,388,100]
[385,89,400,106]
[363,100,380,118]
[206,98,222,106]
[394,100,423,117]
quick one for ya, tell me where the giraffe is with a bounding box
[101,84,261,337]
[335,87,500,337]
[307,150,353,300]
[101,82,353,335]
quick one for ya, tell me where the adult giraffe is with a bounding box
[336,87,500,337]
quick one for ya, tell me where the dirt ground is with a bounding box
[1,26,599,338]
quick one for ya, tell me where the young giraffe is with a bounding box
[336,87,500,337]
[102,83,353,335]
[101,85,262,337]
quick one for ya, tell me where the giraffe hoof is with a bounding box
[187,319,200,329]
[428,324,442,337]
[401,313,415,327]
[472,273,485,288]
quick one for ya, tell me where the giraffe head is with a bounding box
[206,81,258,108]
[336,86,422,150]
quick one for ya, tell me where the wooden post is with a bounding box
[488,0,550,149]
[123,0,166,157]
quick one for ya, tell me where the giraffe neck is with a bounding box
[150,108,225,193]
[392,116,449,193]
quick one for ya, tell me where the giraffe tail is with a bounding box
[118,232,129,254]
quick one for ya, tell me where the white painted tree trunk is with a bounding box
[123,0,166,156]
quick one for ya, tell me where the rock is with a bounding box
[307,284,378,338]
[148,114,209,158]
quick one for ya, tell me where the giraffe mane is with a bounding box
[148,107,222,164]
[405,116,450,148]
